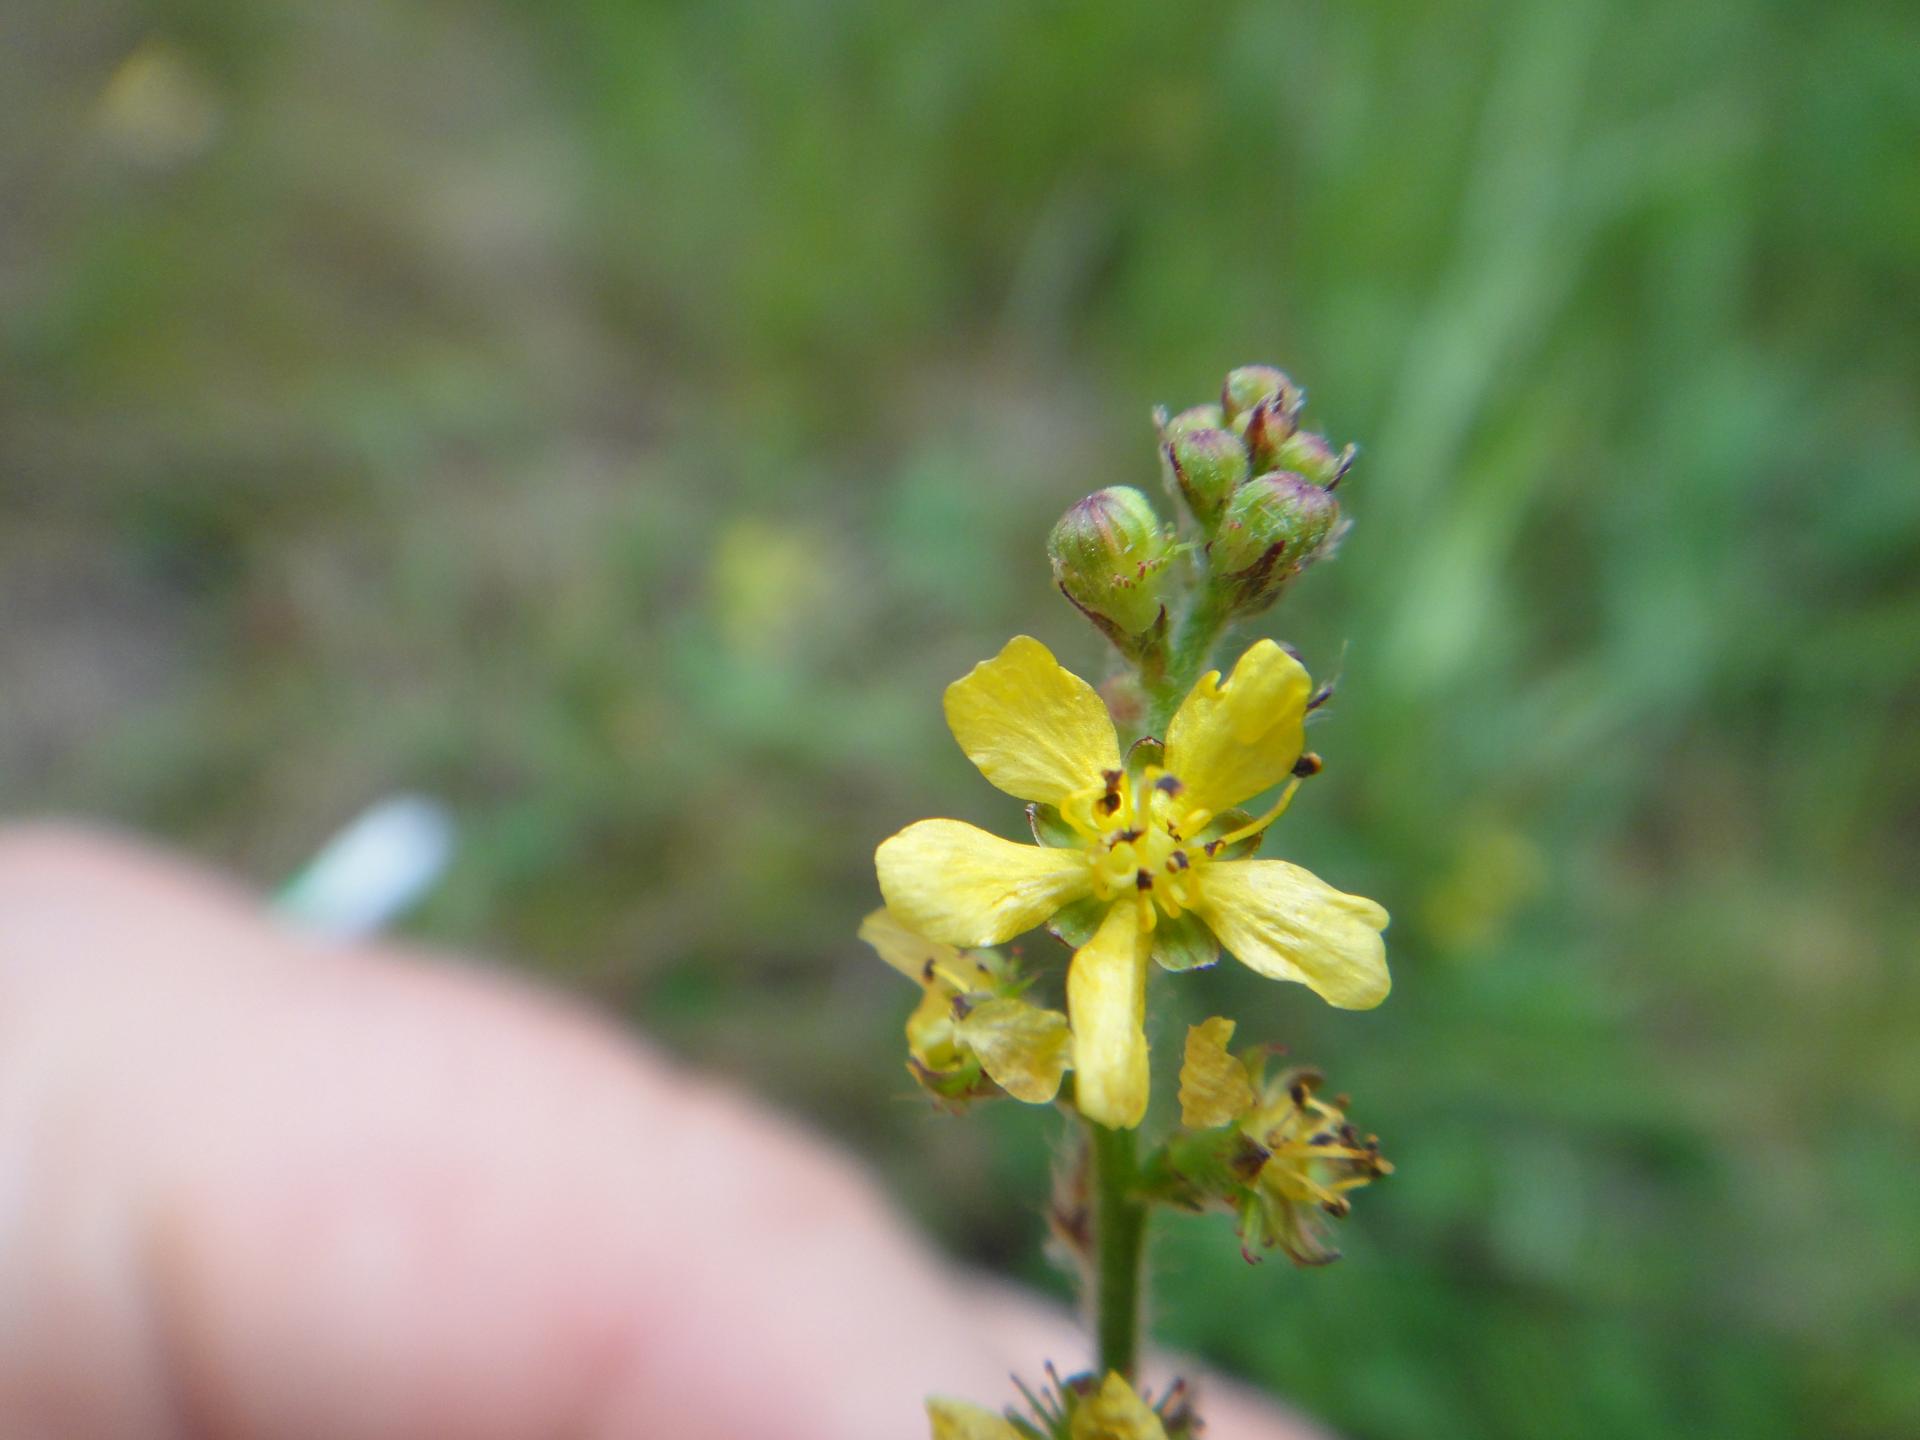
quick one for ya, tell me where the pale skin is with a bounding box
[0,826,1327,1440]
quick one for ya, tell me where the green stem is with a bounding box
[1144,584,1233,734]
[1088,1119,1148,1380]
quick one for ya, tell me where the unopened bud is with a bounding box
[1221,365,1303,426]
[1164,427,1248,530]
[1242,393,1303,472]
[1159,403,1225,441]
[1267,430,1355,489]
[1210,473,1339,613]
[1048,486,1173,637]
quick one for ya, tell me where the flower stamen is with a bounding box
[1214,777,1301,848]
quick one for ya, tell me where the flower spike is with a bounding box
[873,360,1393,1436]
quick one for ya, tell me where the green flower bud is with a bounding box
[1268,429,1356,489]
[1221,365,1304,426]
[1209,472,1339,614]
[1158,403,1225,441]
[1164,426,1249,531]
[1048,486,1173,637]
[1242,393,1302,473]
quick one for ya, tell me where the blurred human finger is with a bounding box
[0,825,1323,1439]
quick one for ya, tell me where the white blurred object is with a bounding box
[276,795,456,940]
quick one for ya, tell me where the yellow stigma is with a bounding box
[1057,759,1305,932]
[1061,764,1221,924]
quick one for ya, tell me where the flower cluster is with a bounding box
[1048,364,1356,652]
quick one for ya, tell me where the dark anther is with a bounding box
[1307,681,1336,712]
[1292,751,1323,778]
[1204,839,1224,857]
[921,959,937,983]
[1101,769,1123,789]
[1135,869,1154,891]
[1115,827,1143,843]
[949,995,973,1020]
[1098,792,1122,815]
[1308,1131,1335,1147]
[1230,1135,1271,1180]
[1289,1079,1312,1106]
[1154,774,1183,795]
[1168,850,1190,871]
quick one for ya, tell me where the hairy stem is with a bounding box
[1145,584,1232,734]
[1088,1119,1148,1380]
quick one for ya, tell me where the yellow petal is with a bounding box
[904,982,962,1071]
[878,819,1092,946]
[1162,638,1310,814]
[1179,1016,1257,1128]
[858,907,968,984]
[945,635,1121,806]
[1068,901,1151,1129]
[1069,1372,1170,1440]
[927,1397,1024,1440]
[956,997,1071,1103]
[1195,858,1390,1009]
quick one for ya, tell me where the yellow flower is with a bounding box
[875,635,1389,1129]
[859,908,1071,1105]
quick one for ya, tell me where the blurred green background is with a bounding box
[5,1,1918,1436]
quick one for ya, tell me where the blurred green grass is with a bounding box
[4,1,1919,1436]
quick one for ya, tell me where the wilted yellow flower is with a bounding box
[860,908,1071,1105]
[1176,1021,1391,1266]
[1240,1067,1390,1264]
[875,635,1388,1129]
